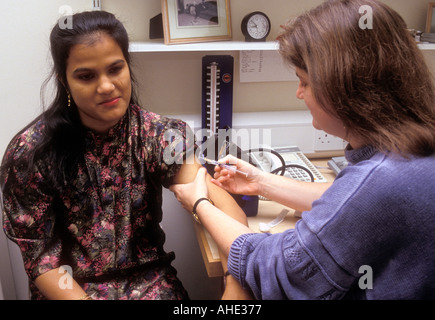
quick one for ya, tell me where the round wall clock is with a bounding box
[241,11,271,42]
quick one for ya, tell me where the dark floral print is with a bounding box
[2,105,193,299]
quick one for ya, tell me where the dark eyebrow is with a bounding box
[295,71,309,82]
[295,70,306,79]
[72,59,126,75]
[109,59,126,68]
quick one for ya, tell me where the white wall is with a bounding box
[1,0,433,300]
[0,0,94,300]
[103,0,433,115]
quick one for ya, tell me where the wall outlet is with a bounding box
[314,130,346,151]
[92,0,102,10]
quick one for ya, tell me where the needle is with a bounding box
[200,156,249,178]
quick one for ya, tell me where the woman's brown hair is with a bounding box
[279,0,435,157]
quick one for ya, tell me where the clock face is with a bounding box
[247,13,270,40]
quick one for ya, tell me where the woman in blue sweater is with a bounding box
[170,0,435,299]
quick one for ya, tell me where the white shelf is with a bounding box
[130,40,435,53]
[129,40,279,53]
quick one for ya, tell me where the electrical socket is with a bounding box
[314,130,346,151]
[92,0,102,10]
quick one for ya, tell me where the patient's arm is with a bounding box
[174,158,253,299]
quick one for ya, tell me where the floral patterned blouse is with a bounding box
[1,104,193,300]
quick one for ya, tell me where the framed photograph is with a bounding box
[426,2,435,33]
[161,0,232,45]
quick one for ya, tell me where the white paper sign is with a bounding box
[240,50,298,83]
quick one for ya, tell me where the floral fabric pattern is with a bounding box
[2,105,193,299]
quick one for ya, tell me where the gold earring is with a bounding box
[67,93,71,108]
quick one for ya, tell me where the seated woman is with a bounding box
[170,0,435,299]
[0,10,248,300]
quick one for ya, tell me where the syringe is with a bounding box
[200,156,249,178]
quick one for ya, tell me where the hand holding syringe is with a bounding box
[200,156,249,178]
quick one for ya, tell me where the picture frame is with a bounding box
[161,0,232,45]
[426,2,435,33]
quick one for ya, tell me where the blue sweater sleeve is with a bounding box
[228,149,435,300]
[227,228,350,300]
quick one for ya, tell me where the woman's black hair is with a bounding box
[1,11,139,190]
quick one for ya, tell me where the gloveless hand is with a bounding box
[170,167,209,212]
[211,155,265,196]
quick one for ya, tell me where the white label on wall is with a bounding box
[240,50,298,83]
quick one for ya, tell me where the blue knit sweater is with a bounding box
[227,145,435,299]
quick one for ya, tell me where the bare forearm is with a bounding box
[207,175,248,225]
[207,173,255,298]
[34,268,89,300]
[259,173,332,212]
[176,163,253,298]
[196,200,252,257]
